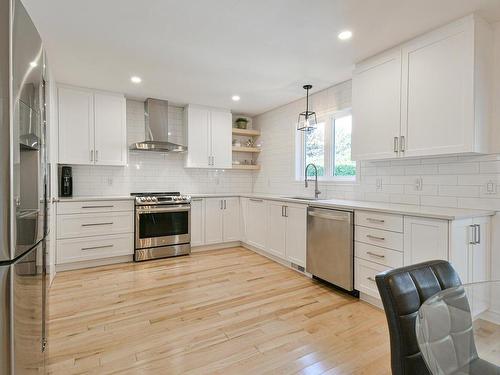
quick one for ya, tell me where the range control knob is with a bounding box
[152,197,158,202]
[146,197,152,202]
[140,197,146,202]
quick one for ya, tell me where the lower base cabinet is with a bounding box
[191,197,241,247]
[56,200,134,267]
[354,211,491,303]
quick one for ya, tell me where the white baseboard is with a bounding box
[191,241,242,252]
[56,255,133,272]
[359,292,384,309]
[240,242,311,278]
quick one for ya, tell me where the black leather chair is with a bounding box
[376,260,500,375]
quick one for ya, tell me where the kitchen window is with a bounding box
[296,109,356,181]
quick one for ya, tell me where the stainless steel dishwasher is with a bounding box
[306,207,355,292]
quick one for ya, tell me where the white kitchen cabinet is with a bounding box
[94,92,127,165]
[351,49,402,161]
[204,198,223,244]
[58,86,94,165]
[58,85,127,166]
[190,198,205,246]
[245,198,268,250]
[263,202,306,266]
[450,217,490,284]
[222,197,240,242]
[202,197,240,245]
[284,205,307,267]
[351,15,493,161]
[266,201,287,258]
[185,105,232,169]
[403,216,449,265]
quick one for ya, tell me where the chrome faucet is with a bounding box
[305,163,321,199]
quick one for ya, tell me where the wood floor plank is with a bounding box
[48,246,391,374]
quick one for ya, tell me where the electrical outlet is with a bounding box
[376,178,383,191]
[415,177,423,191]
[486,180,496,194]
[106,177,113,186]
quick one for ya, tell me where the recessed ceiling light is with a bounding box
[338,30,352,41]
[30,61,38,68]
[232,95,240,102]
[131,76,142,84]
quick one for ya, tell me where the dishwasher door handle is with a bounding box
[308,210,351,221]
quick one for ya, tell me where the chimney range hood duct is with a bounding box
[129,98,187,152]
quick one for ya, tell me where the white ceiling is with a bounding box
[23,0,500,115]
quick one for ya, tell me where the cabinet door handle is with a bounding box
[284,206,288,217]
[220,200,223,209]
[366,218,385,224]
[95,150,99,162]
[475,224,481,245]
[393,137,399,153]
[90,150,94,162]
[366,234,385,241]
[223,200,227,210]
[400,136,405,152]
[81,244,114,251]
[366,251,385,259]
[81,222,113,227]
[81,205,114,209]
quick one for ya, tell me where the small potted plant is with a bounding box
[235,117,249,129]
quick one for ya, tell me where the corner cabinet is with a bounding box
[352,15,493,161]
[185,105,232,169]
[58,85,127,166]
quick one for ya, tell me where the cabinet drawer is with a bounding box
[355,242,403,268]
[57,211,133,239]
[355,211,403,233]
[57,233,134,264]
[355,258,391,299]
[355,226,403,251]
[57,200,133,215]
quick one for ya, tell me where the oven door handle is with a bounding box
[136,205,191,213]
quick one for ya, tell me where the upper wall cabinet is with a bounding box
[185,105,232,169]
[58,85,127,166]
[352,49,402,160]
[352,15,493,161]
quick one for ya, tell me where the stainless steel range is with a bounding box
[132,192,191,261]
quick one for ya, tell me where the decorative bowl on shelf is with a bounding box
[235,118,248,129]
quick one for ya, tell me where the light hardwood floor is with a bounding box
[47,247,391,374]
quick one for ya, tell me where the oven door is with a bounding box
[135,204,190,249]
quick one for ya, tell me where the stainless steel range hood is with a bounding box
[129,98,187,152]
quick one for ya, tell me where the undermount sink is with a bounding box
[286,196,319,201]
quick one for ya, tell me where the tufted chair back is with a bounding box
[375,260,462,375]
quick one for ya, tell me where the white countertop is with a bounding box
[190,193,495,220]
[59,193,495,220]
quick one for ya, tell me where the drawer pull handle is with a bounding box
[367,277,376,282]
[250,199,263,202]
[366,234,385,241]
[191,198,203,201]
[367,218,385,223]
[366,251,385,258]
[81,222,114,227]
[81,205,114,209]
[81,244,114,251]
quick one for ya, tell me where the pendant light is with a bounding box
[297,84,317,132]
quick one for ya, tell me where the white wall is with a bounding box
[70,100,254,196]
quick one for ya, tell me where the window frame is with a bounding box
[296,108,357,182]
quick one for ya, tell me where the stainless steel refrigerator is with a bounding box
[0,0,49,373]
